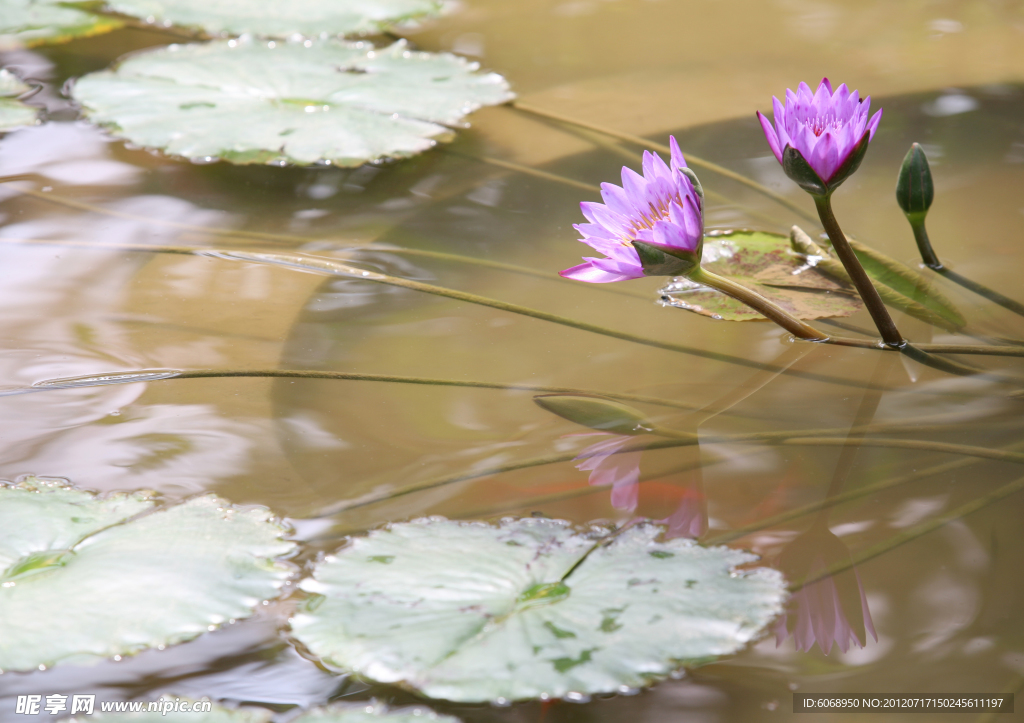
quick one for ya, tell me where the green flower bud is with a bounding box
[896,143,934,223]
[533,395,654,435]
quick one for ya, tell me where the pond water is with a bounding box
[2,0,1024,720]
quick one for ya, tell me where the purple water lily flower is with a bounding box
[561,136,703,283]
[757,78,882,195]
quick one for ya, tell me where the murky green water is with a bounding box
[3,0,1024,720]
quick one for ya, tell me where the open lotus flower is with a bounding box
[560,136,704,283]
[758,78,882,196]
[773,520,877,655]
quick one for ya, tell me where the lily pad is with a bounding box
[0,0,122,51]
[659,230,862,321]
[71,38,514,166]
[86,700,459,723]
[0,476,296,671]
[0,69,40,130]
[77,0,442,39]
[290,517,786,703]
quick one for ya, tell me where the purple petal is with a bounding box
[819,77,833,94]
[560,260,641,283]
[669,135,686,171]
[620,167,650,213]
[866,107,882,140]
[599,182,633,217]
[757,110,783,164]
[812,130,841,182]
[609,476,640,511]
[772,96,792,150]
[581,201,629,236]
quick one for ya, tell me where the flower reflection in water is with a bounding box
[773,520,877,655]
[572,432,707,539]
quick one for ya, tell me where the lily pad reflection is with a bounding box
[0,476,296,671]
[290,517,786,702]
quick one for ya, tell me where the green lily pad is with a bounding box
[0,476,296,671]
[660,230,863,322]
[71,38,514,167]
[290,517,786,703]
[0,69,40,130]
[87,700,459,723]
[0,0,122,50]
[75,0,442,39]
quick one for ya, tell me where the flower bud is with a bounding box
[533,395,654,435]
[895,143,934,223]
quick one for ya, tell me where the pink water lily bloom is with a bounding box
[758,78,882,191]
[561,136,703,283]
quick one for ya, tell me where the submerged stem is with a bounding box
[907,216,1024,318]
[208,249,877,389]
[793,473,1024,592]
[814,195,903,347]
[511,102,819,224]
[691,267,829,341]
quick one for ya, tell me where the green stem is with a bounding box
[309,429,1024,519]
[910,218,943,270]
[939,267,1024,319]
[209,249,878,389]
[910,217,1024,318]
[22,367,712,413]
[794,473,1024,592]
[814,195,904,347]
[705,447,1017,545]
[691,267,828,341]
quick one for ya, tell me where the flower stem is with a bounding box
[907,217,1024,317]
[704,443,1022,545]
[793,472,1024,592]
[937,266,1024,318]
[909,218,943,269]
[814,195,904,347]
[690,267,828,341]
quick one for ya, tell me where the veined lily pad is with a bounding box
[86,700,459,723]
[290,517,786,703]
[0,0,122,50]
[0,476,296,671]
[76,0,442,39]
[71,38,514,167]
[660,230,862,321]
[0,68,40,130]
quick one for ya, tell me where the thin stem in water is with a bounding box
[794,473,1024,592]
[910,218,1024,318]
[510,102,819,225]
[814,195,903,347]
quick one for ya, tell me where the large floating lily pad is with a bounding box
[0,0,122,51]
[0,476,296,671]
[87,700,459,723]
[660,231,862,321]
[0,69,40,130]
[290,517,786,703]
[80,0,442,39]
[71,38,514,166]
